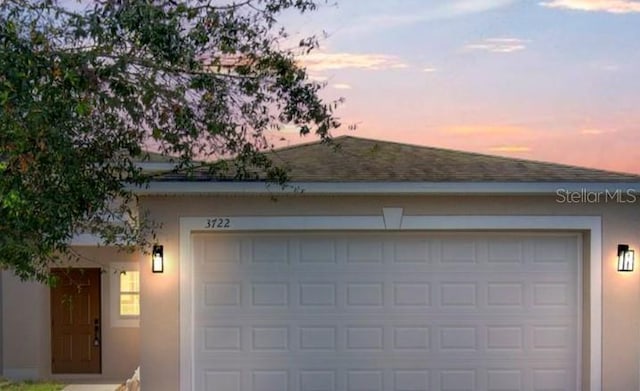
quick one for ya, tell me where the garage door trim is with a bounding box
[179,214,602,391]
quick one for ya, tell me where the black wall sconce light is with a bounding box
[618,244,634,272]
[152,244,164,273]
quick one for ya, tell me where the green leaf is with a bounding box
[75,101,91,116]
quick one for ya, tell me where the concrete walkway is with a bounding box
[62,385,121,391]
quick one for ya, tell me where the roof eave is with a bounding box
[132,181,640,196]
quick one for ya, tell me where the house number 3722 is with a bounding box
[205,218,231,229]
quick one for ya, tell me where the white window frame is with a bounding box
[110,261,140,328]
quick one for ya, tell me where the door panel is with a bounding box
[51,268,101,374]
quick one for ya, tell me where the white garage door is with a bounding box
[191,232,580,391]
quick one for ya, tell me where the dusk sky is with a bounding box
[269,0,640,174]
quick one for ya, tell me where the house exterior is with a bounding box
[3,136,640,391]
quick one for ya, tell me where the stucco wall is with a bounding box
[138,193,640,391]
[1,272,47,380]
[1,247,141,382]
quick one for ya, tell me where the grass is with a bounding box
[0,379,64,391]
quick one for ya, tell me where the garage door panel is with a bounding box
[300,282,338,307]
[195,321,577,357]
[487,282,524,307]
[202,326,243,352]
[393,282,431,307]
[440,238,479,264]
[194,310,577,323]
[346,238,385,264]
[532,282,575,307]
[203,370,242,391]
[196,290,576,317]
[203,281,243,307]
[487,238,525,264]
[250,282,289,307]
[392,238,431,263]
[196,279,577,315]
[197,366,576,391]
[196,236,243,265]
[192,233,580,391]
[300,326,338,350]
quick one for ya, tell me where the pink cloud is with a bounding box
[442,125,527,135]
[299,52,408,71]
[540,0,640,13]
[332,83,353,90]
[488,145,532,153]
[464,38,528,53]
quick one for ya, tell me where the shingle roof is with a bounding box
[156,136,640,183]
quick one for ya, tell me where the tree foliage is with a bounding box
[0,0,340,280]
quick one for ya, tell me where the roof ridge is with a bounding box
[304,135,640,178]
[155,135,640,182]
[265,135,337,153]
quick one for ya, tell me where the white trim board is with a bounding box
[138,180,640,195]
[178,215,602,391]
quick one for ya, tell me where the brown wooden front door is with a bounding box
[50,268,101,374]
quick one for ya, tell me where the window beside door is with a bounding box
[110,262,140,327]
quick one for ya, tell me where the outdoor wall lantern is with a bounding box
[152,244,164,273]
[617,244,634,272]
